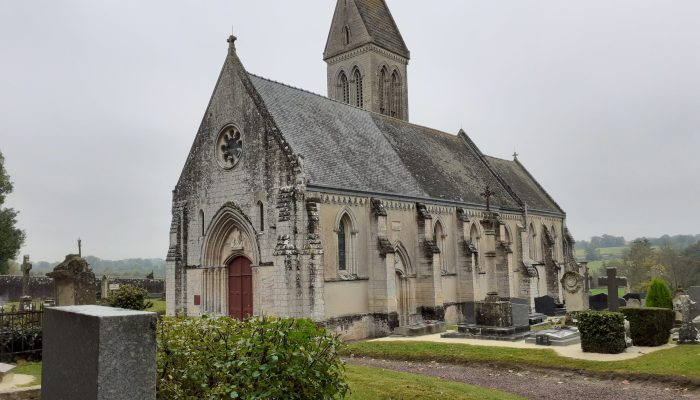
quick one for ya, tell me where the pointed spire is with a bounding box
[324,0,409,60]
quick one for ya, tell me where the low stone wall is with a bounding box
[0,276,54,304]
[0,276,165,304]
[0,387,41,400]
[106,278,164,297]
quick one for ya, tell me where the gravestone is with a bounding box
[623,293,642,302]
[41,305,157,400]
[46,254,96,306]
[21,255,32,298]
[689,287,700,321]
[560,271,587,311]
[598,268,626,311]
[589,293,608,311]
[535,295,566,316]
[525,328,580,346]
[443,293,530,341]
[625,298,642,308]
[673,295,698,345]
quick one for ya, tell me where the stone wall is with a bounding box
[0,275,165,304]
[0,276,54,303]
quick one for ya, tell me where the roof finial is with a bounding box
[513,150,519,160]
[228,32,237,54]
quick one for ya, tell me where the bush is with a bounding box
[0,326,42,362]
[620,307,674,346]
[157,316,349,400]
[105,285,153,311]
[645,278,673,309]
[577,311,627,354]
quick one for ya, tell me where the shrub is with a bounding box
[577,311,627,354]
[105,285,153,311]
[0,326,42,362]
[620,307,674,346]
[645,278,673,309]
[157,316,349,400]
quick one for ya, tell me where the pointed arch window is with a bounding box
[337,212,357,275]
[469,224,481,271]
[342,26,350,46]
[338,220,347,271]
[338,72,350,104]
[353,68,363,108]
[200,210,205,237]
[390,70,401,118]
[379,67,388,115]
[258,201,264,232]
[434,221,447,273]
[529,224,537,260]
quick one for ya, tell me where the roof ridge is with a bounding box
[513,158,566,215]
[248,72,462,140]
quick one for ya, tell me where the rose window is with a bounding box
[216,126,243,169]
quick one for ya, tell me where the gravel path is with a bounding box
[346,357,700,400]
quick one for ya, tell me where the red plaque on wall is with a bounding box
[194,295,201,306]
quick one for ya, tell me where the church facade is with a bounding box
[166,0,583,339]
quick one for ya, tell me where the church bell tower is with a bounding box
[324,0,410,121]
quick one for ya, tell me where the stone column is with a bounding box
[41,306,156,400]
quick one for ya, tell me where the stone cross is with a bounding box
[21,255,32,297]
[602,267,621,311]
[480,186,496,211]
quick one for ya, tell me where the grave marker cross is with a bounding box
[480,186,496,211]
[605,267,620,311]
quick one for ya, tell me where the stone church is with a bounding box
[166,0,584,339]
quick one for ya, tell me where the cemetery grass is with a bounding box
[12,361,525,399]
[146,299,166,314]
[342,342,700,385]
[345,364,524,399]
[13,361,41,387]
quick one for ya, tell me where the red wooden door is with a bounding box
[228,257,253,319]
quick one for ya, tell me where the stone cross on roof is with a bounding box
[480,186,495,211]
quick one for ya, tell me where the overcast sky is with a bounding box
[1,1,699,261]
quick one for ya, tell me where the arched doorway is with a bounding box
[395,270,409,327]
[228,256,253,319]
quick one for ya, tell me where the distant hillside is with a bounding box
[28,256,165,279]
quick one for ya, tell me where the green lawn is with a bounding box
[345,364,523,400]
[598,247,627,256]
[10,361,523,399]
[13,361,41,387]
[342,342,700,382]
[146,299,166,314]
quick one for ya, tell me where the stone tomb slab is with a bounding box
[525,328,581,347]
[689,287,700,320]
[393,321,447,337]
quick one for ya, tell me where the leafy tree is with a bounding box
[585,246,600,261]
[620,239,657,291]
[645,278,673,309]
[0,151,25,275]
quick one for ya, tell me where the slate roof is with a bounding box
[353,0,410,59]
[484,156,564,214]
[249,74,527,212]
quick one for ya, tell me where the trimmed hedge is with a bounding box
[105,284,153,311]
[577,311,627,354]
[157,316,349,399]
[620,307,674,346]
